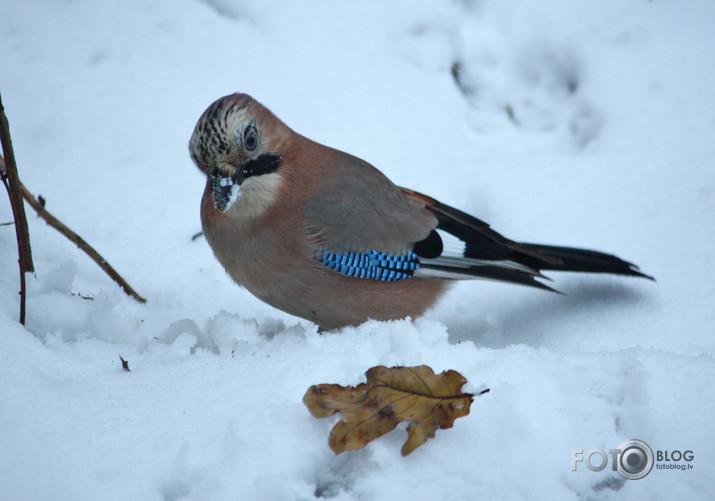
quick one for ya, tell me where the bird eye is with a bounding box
[244,127,258,151]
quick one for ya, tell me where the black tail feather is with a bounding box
[515,244,655,280]
[402,187,654,290]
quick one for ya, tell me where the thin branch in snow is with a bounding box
[0,158,148,304]
[0,96,146,307]
[0,93,34,325]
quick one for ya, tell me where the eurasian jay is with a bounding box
[189,93,651,331]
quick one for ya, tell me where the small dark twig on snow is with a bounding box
[119,356,131,372]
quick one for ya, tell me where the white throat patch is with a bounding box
[226,172,283,220]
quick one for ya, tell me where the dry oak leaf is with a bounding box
[303,365,483,456]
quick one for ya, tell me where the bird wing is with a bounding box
[304,168,551,287]
[305,152,437,255]
[302,151,441,281]
[301,149,548,287]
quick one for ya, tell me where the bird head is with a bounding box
[189,93,284,213]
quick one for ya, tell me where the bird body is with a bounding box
[190,93,650,330]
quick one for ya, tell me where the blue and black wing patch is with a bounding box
[316,249,420,281]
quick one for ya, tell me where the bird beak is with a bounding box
[210,155,281,212]
[211,169,244,213]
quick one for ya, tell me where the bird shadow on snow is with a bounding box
[442,279,649,349]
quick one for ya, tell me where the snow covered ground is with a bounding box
[1,0,713,499]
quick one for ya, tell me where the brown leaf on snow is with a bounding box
[303,365,484,456]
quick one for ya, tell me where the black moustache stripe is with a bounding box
[242,154,282,179]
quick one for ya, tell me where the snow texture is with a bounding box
[1,1,714,500]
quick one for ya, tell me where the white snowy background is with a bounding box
[1,0,713,499]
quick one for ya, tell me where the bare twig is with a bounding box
[119,356,131,372]
[0,94,34,325]
[2,95,146,324]
[0,161,148,304]
[1,155,147,304]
